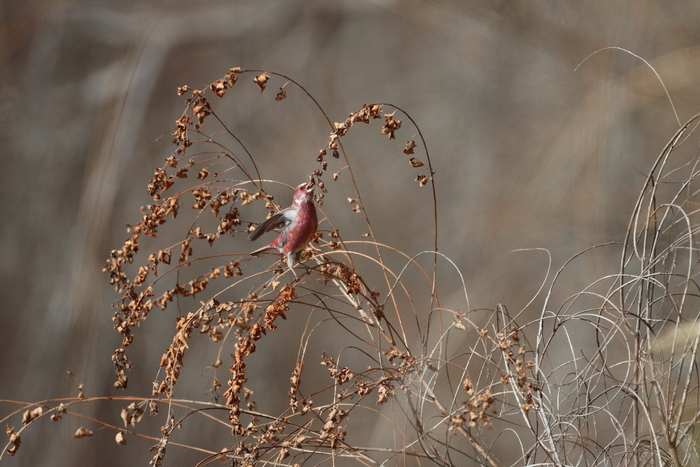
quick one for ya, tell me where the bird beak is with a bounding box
[305,181,315,193]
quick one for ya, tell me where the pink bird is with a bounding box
[249,182,319,279]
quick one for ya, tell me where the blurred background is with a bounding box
[2,0,700,465]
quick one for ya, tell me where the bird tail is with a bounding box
[249,243,276,256]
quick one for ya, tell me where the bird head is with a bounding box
[292,181,315,205]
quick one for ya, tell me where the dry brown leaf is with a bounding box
[253,73,270,92]
[74,427,93,438]
[409,157,424,168]
[22,407,42,425]
[403,140,417,154]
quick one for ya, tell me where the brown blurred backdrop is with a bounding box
[1,0,700,465]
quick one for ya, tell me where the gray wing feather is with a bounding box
[248,210,289,241]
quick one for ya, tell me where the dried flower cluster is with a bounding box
[452,383,495,430]
[320,103,433,188]
[498,327,539,413]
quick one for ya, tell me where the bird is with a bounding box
[248,182,319,279]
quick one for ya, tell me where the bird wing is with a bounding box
[248,210,290,241]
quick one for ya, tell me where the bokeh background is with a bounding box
[2,0,700,465]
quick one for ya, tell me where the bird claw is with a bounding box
[288,262,314,282]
